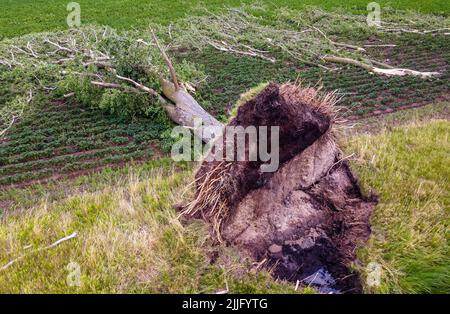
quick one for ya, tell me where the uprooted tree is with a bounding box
[0,26,222,142]
[0,5,447,291]
[181,82,377,292]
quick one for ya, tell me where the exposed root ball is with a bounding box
[183,83,335,238]
[182,83,376,293]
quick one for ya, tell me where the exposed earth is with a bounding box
[185,83,378,293]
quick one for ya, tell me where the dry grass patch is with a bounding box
[0,164,299,293]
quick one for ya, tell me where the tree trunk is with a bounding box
[160,78,223,143]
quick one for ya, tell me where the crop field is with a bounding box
[1,30,448,189]
[1,0,448,38]
[0,101,165,187]
[190,34,449,118]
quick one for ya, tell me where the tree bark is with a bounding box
[160,79,223,143]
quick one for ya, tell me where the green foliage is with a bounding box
[59,75,103,109]
[0,62,62,123]
[98,89,152,117]
[0,95,28,128]
[1,25,207,121]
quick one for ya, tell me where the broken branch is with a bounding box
[0,232,78,271]
[151,29,180,90]
[312,27,366,52]
[91,81,142,94]
[321,55,440,78]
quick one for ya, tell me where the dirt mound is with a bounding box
[183,83,376,293]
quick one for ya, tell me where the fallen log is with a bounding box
[322,55,441,79]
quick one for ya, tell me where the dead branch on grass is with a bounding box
[0,232,78,271]
[322,55,440,78]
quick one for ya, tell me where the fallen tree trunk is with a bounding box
[160,78,223,142]
[85,32,224,143]
[151,30,223,141]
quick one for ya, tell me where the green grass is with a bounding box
[0,159,307,293]
[344,119,449,293]
[347,102,450,134]
[0,158,179,214]
[1,0,449,38]
[0,119,448,293]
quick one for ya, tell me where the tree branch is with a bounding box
[151,30,180,90]
[322,55,440,78]
[114,74,168,104]
[90,81,142,93]
[0,232,78,271]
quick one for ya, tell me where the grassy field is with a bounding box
[1,0,448,38]
[1,26,448,188]
[345,120,449,293]
[0,118,448,293]
[0,159,304,293]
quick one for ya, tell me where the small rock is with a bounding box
[268,244,282,254]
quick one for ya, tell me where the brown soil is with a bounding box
[187,83,377,293]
